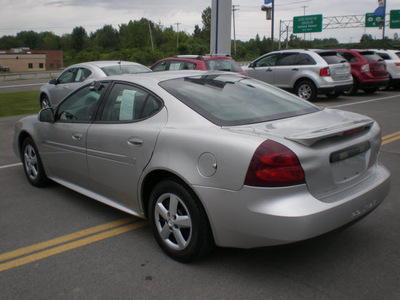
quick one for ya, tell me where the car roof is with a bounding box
[69,61,144,68]
[102,70,239,85]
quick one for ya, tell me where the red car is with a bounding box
[151,55,245,75]
[334,49,389,95]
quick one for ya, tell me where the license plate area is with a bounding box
[330,141,371,183]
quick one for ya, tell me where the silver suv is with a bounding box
[244,49,353,101]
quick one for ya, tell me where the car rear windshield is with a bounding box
[204,59,243,72]
[317,52,347,64]
[101,65,151,76]
[159,74,320,126]
[360,52,383,62]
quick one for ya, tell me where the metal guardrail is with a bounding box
[0,71,61,81]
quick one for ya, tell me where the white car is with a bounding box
[370,49,400,89]
[39,61,151,108]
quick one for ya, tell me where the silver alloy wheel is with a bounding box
[23,144,39,181]
[154,193,192,251]
[297,83,313,100]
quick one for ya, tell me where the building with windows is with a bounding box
[0,49,63,72]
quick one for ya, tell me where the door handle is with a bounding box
[266,68,273,72]
[128,137,143,147]
[72,133,83,141]
[292,68,299,71]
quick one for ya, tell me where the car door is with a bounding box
[272,52,300,89]
[48,68,77,104]
[246,54,279,84]
[38,83,107,187]
[86,82,167,211]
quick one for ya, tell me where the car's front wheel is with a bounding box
[295,80,317,102]
[40,95,50,109]
[21,137,49,187]
[148,179,214,262]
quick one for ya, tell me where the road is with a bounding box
[0,85,399,299]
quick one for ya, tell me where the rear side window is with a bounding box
[360,52,383,62]
[276,53,298,66]
[169,61,196,70]
[318,52,346,64]
[341,52,358,63]
[375,52,391,60]
[296,53,316,65]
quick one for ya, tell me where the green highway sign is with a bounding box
[365,13,383,27]
[293,14,323,34]
[390,10,400,29]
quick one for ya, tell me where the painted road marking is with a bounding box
[0,218,147,272]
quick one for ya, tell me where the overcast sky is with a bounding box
[1,0,399,44]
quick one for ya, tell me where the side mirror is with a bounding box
[39,108,55,123]
[249,62,255,68]
[49,78,57,85]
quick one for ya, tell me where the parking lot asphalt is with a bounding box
[0,87,399,300]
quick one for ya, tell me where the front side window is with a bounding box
[55,83,107,122]
[99,83,162,122]
[160,74,320,126]
[255,54,278,67]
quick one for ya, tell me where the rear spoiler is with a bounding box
[285,119,374,146]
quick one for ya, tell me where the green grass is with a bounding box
[0,91,40,117]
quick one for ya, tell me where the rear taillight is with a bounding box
[244,140,305,187]
[395,62,400,67]
[360,64,370,73]
[320,67,330,77]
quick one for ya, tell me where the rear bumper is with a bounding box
[194,164,391,249]
[317,84,353,95]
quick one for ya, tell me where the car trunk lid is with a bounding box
[227,109,381,201]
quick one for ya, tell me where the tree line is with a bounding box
[1,7,399,67]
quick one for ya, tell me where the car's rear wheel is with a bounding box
[295,80,317,102]
[22,137,49,187]
[148,179,214,262]
[40,95,50,109]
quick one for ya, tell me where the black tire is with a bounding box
[148,179,214,262]
[325,92,341,99]
[21,137,49,187]
[343,77,358,96]
[295,80,317,102]
[40,95,50,109]
[363,88,377,94]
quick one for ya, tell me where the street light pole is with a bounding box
[271,0,274,51]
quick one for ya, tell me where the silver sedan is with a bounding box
[14,71,391,262]
[39,61,151,108]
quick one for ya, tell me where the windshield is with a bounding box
[204,59,243,72]
[159,74,320,126]
[101,64,151,76]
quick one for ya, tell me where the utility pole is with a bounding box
[148,22,154,52]
[174,22,181,48]
[232,5,240,55]
[271,0,274,51]
[301,5,308,40]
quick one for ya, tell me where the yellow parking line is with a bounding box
[0,221,147,272]
[0,217,136,263]
[382,131,400,145]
